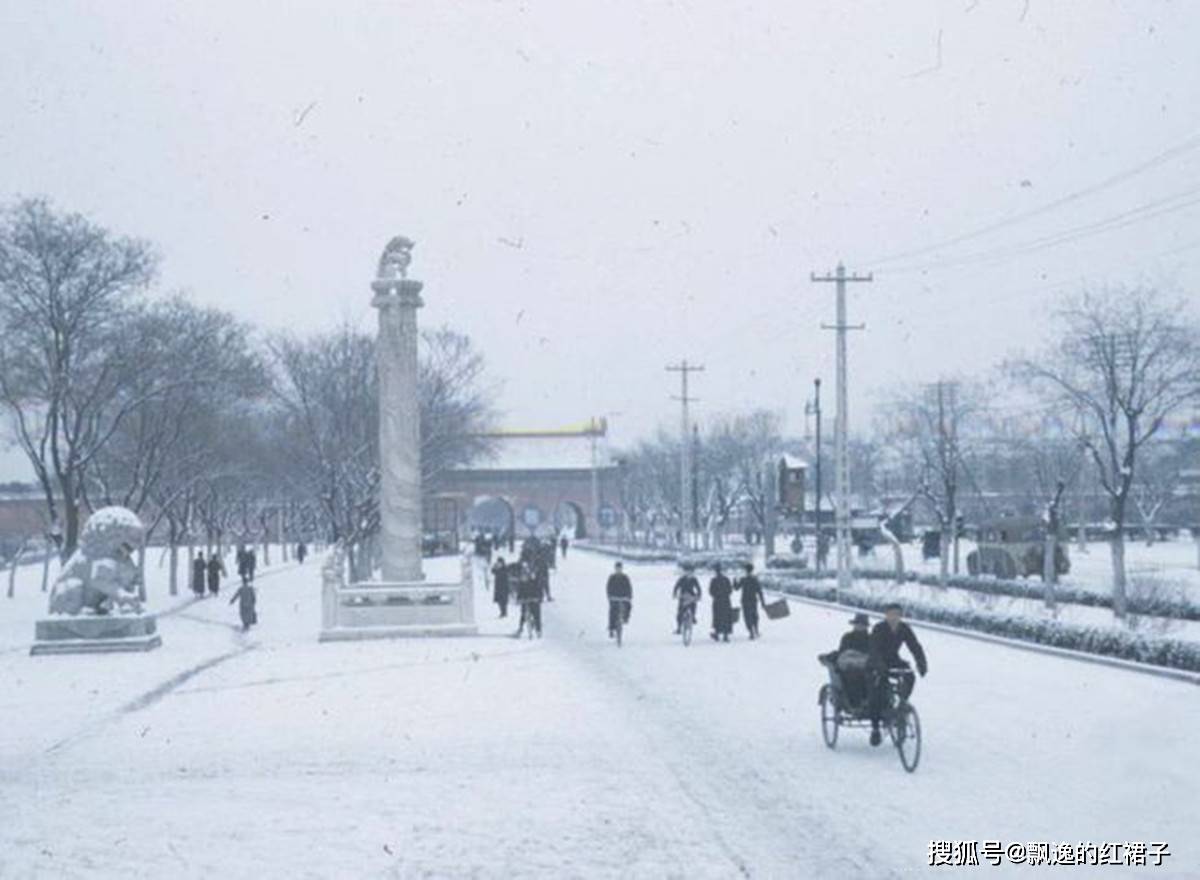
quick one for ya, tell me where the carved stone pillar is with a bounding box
[371,239,424,583]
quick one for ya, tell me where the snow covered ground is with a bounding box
[861,536,1200,599]
[1,549,1196,878]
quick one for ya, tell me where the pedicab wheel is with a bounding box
[889,703,921,772]
[819,684,839,749]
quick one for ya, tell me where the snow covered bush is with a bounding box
[762,574,1200,674]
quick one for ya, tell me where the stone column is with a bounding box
[372,238,424,583]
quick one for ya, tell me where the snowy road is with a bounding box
[1,551,1196,878]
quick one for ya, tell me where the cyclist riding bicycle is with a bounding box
[868,602,928,746]
[606,561,633,638]
[672,563,702,634]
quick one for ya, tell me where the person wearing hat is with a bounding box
[840,613,871,654]
[867,602,927,746]
[672,563,702,634]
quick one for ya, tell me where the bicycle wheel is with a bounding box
[616,618,623,647]
[682,618,693,646]
[890,703,921,772]
[819,684,839,749]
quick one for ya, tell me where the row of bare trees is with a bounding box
[615,410,791,547]
[0,198,495,593]
[878,287,1200,618]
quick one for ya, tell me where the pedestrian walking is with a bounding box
[735,562,767,639]
[492,556,511,618]
[559,534,569,559]
[229,582,257,631]
[191,552,207,598]
[206,551,225,596]
[709,563,734,642]
[297,542,308,564]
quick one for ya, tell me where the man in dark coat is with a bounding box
[514,561,542,637]
[236,546,252,587]
[672,564,702,633]
[246,548,257,582]
[191,552,207,597]
[708,564,734,642]
[206,552,225,596]
[605,561,632,637]
[297,542,308,564]
[559,535,569,559]
[491,555,511,618]
[868,603,928,745]
[229,582,257,631]
[735,562,768,639]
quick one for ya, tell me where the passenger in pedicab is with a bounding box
[819,612,873,709]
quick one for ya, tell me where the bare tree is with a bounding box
[270,322,495,551]
[884,379,984,583]
[0,198,157,557]
[1015,287,1200,618]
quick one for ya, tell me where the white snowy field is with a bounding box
[867,536,1200,599]
[1,550,1197,879]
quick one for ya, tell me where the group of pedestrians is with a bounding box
[670,561,768,642]
[606,560,770,642]
[490,534,563,637]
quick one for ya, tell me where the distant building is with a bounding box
[434,419,620,539]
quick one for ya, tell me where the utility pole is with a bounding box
[692,423,701,547]
[812,263,872,598]
[667,359,704,549]
[807,378,823,575]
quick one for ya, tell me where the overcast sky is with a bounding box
[2,1,1199,481]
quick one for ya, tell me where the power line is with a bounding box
[880,182,1200,276]
[867,130,1200,267]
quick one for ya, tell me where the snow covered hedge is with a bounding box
[574,542,678,563]
[764,561,1200,622]
[762,574,1200,674]
[575,544,753,570]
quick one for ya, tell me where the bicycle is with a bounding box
[677,596,698,646]
[609,597,631,647]
[517,598,542,640]
[817,660,922,773]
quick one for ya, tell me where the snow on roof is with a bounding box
[460,429,615,472]
[779,454,808,470]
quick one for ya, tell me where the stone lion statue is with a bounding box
[48,507,145,616]
[376,236,415,281]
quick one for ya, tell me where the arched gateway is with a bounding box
[434,420,619,541]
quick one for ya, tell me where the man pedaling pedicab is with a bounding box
[867,602,928,746]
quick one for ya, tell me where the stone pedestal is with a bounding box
[31,614,162,655]
[320,553,477,641]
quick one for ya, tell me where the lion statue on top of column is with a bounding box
[48,507,145,616]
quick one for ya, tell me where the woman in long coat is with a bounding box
[229,582,257,631]
[708,564,734,642]
[206,552,225,596]
[191,553,207,597]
